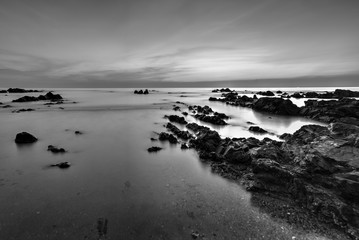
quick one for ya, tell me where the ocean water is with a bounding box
[0,88,348,239]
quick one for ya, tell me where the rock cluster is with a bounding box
[134,89,149,94]
[12,91,63,103]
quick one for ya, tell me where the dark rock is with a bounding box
[291,92,304,98]
[253,97,300,115]
[51,162,70,169]
[182,112,188,116]
[173,106,181,111]
[166,122,193,140]
[134,89,149,94]
[256,91,275,96]
[75,131,83,135]
[249,126,268,134]
[0,90,7,93]
[159,132,178,144]
[47,145,66,153]
[2,105,12,108]
[147,146,162,152]
[15,132,38,144]
[194,114,227,125]
[166,115,187,124]
[150,137,158,141]
[12,91,63,102]
[7,88,41,93]
[144,89,149,94]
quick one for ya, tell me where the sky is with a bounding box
[0,0,359,87]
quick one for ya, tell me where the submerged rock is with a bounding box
[15,132,38,144]
[249,126,268,134]
[47,145,66,153]
[51,162,71,169]
[147,146,162,152]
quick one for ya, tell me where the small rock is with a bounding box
[147,146,162,153]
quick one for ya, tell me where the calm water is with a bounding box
[0,88,344,239]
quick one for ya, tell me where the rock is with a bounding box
[249,126,268,134]
[51,162,71,169]
[159,132,178,144]
[173,106,181,111]
[75,131,83,135]
[166,115,188,124]
[47,145,66,153]
[256,91,275,96]
[166,123,193,140]
[7,88,41,93]
[134,89,149,94]
[252,97,300,116]
[15,132,38,144]
[291,92,304,98]
[12,91,63,102]
[0,90,7,93]
[147,146,162,152]
[194,114,227,125]
[150,137,158,141]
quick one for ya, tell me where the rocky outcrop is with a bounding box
[256,91,274,96]
[166,122,193,140]
[15,132,38,144]
[134,89,149,94]
[7,88,42,93]
[166,115,188,124]
[12,91,63,103]
[185,122,359,238]
[158,132,178,144]
[212,88,233,93]
[249,126,268,134]
[194,114,227,125]
[253,97,300,115]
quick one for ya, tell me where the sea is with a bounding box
[0,87,357,240]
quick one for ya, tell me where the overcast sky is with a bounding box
[1,0,359,87]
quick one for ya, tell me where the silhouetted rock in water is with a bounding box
[256,91,275,96]
[194,114,227,125]
[246,121,255,125]
[291,92,304,98]
[12,91,63,102]
[15,132,38,144]
[47,145,66,153]
[212,88,233,93]
[51,162,70,169]
[7,88,42,93]
[276,91,283,94]
[150,137,158,141]
[75,131,83,135]
[12,108,34,113]
[166,122,193,140]
[249,126,268,134]
[299,98,359,124]
[182,112,188,116]
[166,115,188,124]
[182,122,359,238]
[253,97,300,115]
[158,132,178,144]
[0,90,7,93]
[147,146,162,152]
[213,111,229,119]
[134,89,149,94]
[2,105,12,108]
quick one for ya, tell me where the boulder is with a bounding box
[15,132,38,144]
[248,126,268,134]
[252,97,300,116]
